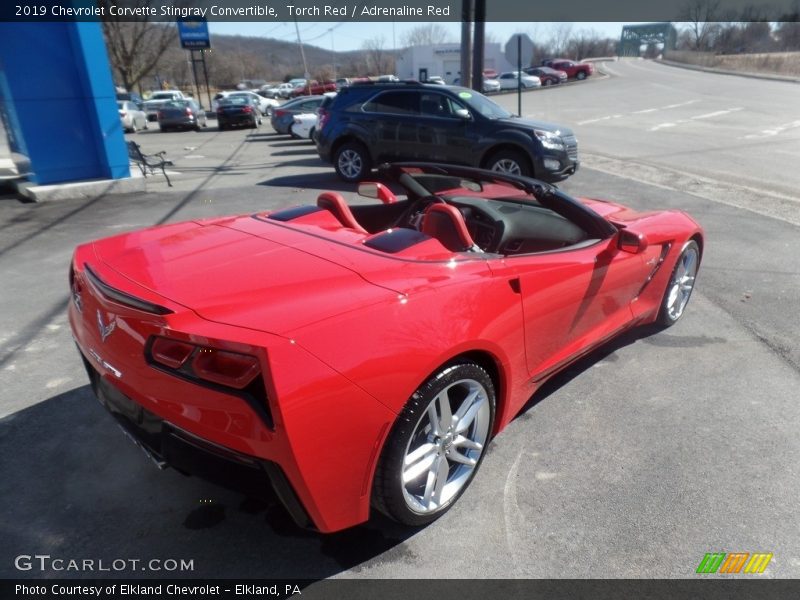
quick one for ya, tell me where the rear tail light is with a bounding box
[193,349,260,389]
[120,111,127,117]
[157,111,164,119]
[147,335,273,427]
[242,106,253,114]
[150,337,194,369]
[185,108,193,115]
[148,336,261,389]
[317,108,330,131]
[274,109,286,118]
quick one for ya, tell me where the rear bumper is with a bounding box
[80,350,315,529]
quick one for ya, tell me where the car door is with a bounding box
[360,90,420,162]
[412,92,477,164]
[497,237,652,379]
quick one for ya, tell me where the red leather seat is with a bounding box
[317,192,368,234]
[421,203,478,252]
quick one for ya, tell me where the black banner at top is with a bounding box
[2,0,799,22]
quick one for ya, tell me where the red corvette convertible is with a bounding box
[69,163,703,533]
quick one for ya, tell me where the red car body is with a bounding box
[69,164,702,533]
[549,59,594,80]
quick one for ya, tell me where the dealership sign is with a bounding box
[177,19,210,49]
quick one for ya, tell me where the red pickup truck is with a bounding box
[291,80,337,97]
[548,59,594,80]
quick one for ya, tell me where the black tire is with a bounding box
[130,122,138,133]
[308,127,315,141]
[657,240,700,327]
[372,361,495,527]
[333,141,372,182]
[576,71,587,80]
[485,149,532,178]
[542,79,552,87]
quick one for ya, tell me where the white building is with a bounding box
[394,42,517,84]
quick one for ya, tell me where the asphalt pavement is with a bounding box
[1,61,799,579]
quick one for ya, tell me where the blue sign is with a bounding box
[177,19,210,50]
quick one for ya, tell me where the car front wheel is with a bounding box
[372,361,495,527]
[576,71,587,80]
[334,142,372,182]
[657,240,700,327]
[486,150,531,177]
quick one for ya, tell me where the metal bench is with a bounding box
[126,141,173,186]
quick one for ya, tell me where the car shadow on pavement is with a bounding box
[0,385,416,580]
[518,323,664,416]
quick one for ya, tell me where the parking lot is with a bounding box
[1,60,799,580]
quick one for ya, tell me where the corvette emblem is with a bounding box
[96,310,116,342]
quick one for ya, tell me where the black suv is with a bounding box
[315,82,578,183]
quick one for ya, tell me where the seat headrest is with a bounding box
[317,192,368,234]
[421,203,477,253]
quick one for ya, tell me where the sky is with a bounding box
[208,22,640,52]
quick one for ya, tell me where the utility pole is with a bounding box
[330,28,336,81]
[471,0,485,93]
[294,17,310,81]
[460,0,472,88]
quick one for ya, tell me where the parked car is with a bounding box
[482,68,498,79]
[426,76,446,85]
[68,161,703,532]
[157,99,207,132]
[377,75,399,82]
[227,91,279,116]
[117,101,148,133]
[291,80,337,97]
[498,71,541,90]
[315,82,577,183]
[290,112,319,140]
[116,92,144,109]
[548,59,594,80]
[335,78,352,90]
[273,83,297,99]
[216,96,261,131]
[143,90,188,121]
[453,76,501,94]
[270,94,328,135]
[524,66,568,86]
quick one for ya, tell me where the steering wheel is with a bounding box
[393,195,447,230]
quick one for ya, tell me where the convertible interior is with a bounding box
[267,164,614,256]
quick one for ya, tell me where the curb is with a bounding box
[658,58,800,84]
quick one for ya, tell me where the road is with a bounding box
[1,61,799,581]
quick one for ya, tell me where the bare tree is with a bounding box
[401,24,454,47]
[679,0,722,50]
[99,0,178,91]
[547,24,574,57]
[362,37,393,75]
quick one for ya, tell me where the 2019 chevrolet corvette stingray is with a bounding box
[69,163,703,533]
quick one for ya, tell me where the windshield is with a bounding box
[151,93,176,100]
[453,88,512,120]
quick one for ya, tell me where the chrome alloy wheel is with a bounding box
[401,378,491,514]
[337,149,363,180]
[665,244,699,321]
[491,159,522,175]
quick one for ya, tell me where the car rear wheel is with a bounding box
[542,79,552,86]
[657,240,700,327]
[372,361,495,527]
[486,150,531,177]
[576,71,587,80]
[334,142,372,182]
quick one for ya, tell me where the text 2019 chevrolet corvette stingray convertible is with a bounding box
[69,163,703,532]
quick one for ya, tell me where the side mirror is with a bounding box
[358,182,398,204]
[454,108,472,120]
[618,229,648,254]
